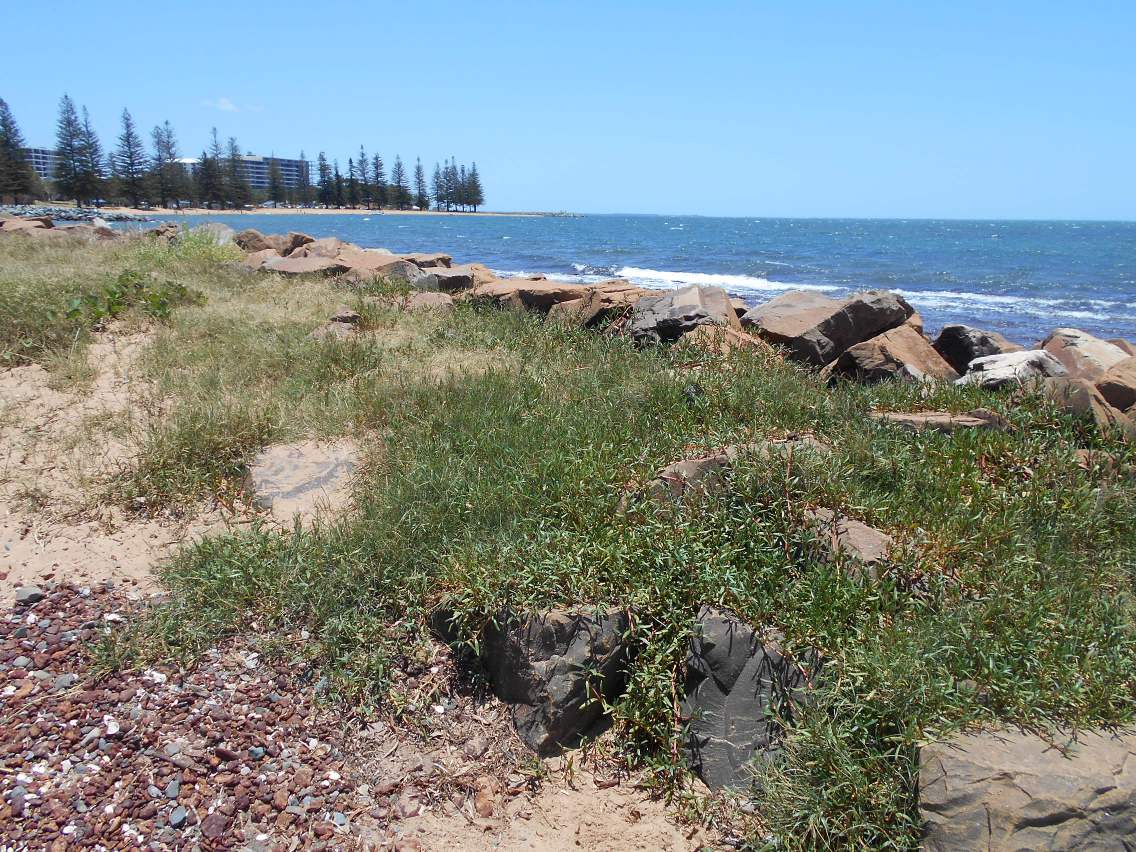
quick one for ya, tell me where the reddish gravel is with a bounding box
[0,583,364,850]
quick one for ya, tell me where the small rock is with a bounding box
[169,805,188,828]
[53,673,78,691]
[15,586,45,606]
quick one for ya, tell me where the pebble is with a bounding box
[169,806,188,828]
[53,673,78,690]
[14,587,44,606]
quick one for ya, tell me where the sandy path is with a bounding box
[0,332,232,604]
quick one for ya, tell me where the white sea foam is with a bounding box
[614,266,838,295]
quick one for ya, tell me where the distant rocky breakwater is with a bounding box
[7,215,1136,846]
[0,204,146,223]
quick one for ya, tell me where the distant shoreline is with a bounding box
[107,206,557,219]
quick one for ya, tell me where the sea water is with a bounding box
[149,213,1136,344]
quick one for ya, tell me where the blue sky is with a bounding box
[4,1,1134,219]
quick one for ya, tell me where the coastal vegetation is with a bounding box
[2,223,1134,848]
[0,94,486,212]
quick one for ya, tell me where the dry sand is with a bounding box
[0,330,237,605]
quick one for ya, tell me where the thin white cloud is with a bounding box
[202,97,240,113]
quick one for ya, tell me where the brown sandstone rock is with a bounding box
[831,325,959,383]
[741,290,914,366]
[468,279,585,312]
[1108,338,1136,356]
[234,228,271,252]
[1095,356,1136,411]
[804,508,892,581]
[427,264,478,292]
[0,216,50,231]
[292,236,352,258]
[546,280,649,328]
[677,324,773,355]
[1043,376,1136,439]
[242,248,279,270]
[401,252,452,269]
[1040,328,1129,380]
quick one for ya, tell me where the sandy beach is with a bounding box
[109,205,551,218]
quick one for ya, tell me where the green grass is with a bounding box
[6,236,1136,849]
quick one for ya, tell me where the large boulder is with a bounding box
[292,236,352,258]
[677,325,773,355]
[626,285,741,344]
[682,607,819,790]
[427,264,478,293]
[482,610,632,755]
[1096,356,1136,411]
[740,290,914,366]
[1040,328,1129,380]
[0,216,52,231]
[1109,338,1136,356]
[546,280,649,329]
[933,324,1023,374]
[242,248,280,270]
[1042,377,1136,439]
[234,228,272,252]
[335,250,424,282]
[467,279,585,312]
[955,350,1067,390]
[284,231,314,253]
[190,222,235,244]
[830,325,959,383]
[920,728,1136,851]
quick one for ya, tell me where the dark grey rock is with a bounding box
[482,609,632,755]
[169,805,188,828]
[164,778,181,799]
[933,324,1023,374]
[681,607,820,790]
[53,673,78,690]
[626,285,740,343]
[14,586,44,606]
[920,728,1136,850]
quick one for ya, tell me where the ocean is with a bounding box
[147,213,1136,344]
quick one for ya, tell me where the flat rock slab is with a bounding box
[920,728,1136,850]
[871,409,1008,433]
[246,440,359,525]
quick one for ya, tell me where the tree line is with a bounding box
[0,94,486,212]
